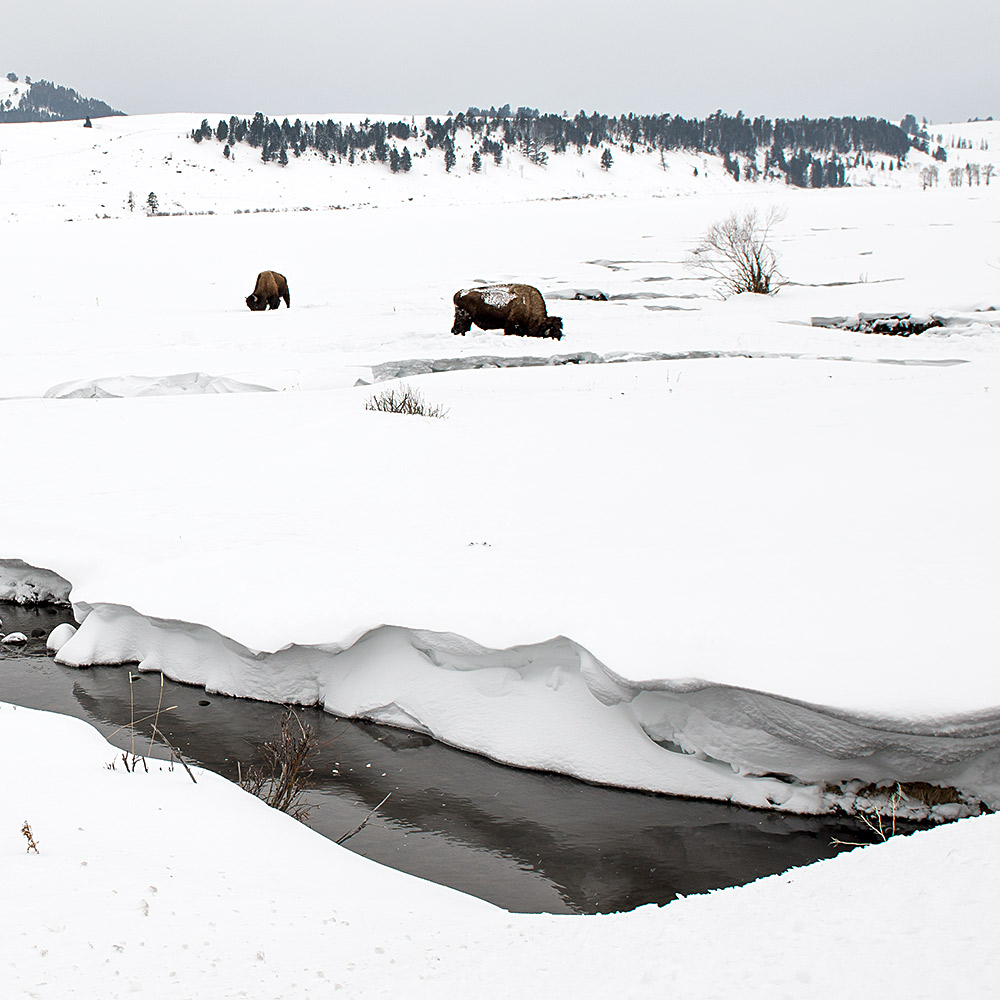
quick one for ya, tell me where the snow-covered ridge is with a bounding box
[0,112,996,223]
[0,74,123,122]
[37,597,996,819]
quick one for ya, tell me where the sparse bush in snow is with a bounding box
[688,207,785,297]
[238,710,317,821]
[365,384,448,418]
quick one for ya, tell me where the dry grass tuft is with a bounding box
[21,820,39,854]
[365,383,448,418]
[857,780,961,807]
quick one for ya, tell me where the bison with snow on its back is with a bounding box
[245,270,290,311]
[452,283,563,340]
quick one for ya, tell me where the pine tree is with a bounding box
[601,147,613,170]
[146,192,158,215]
[443,139,456,173]
[83,116,92,128]
[471,150,482,172]
[390,147,400,173]
[400,147,411,172]
[249,112,265,147]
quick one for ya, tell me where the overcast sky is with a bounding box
[2,0,995,124]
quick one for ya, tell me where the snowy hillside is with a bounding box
[0,72,123,123]
[0,110,995,223]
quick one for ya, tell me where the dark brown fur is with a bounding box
[452,283,562,340]
[246,270,291,311]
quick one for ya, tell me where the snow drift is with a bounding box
[49,600,1000,817]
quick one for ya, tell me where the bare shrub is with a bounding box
[238,710,318,820]
[688,207,785,297]
[365,383,448,418]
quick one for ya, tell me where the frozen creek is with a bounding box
[0,602,872,913]
[4,557,996,826]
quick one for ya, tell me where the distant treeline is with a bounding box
[191,106,913,188]
[0,79,124,123]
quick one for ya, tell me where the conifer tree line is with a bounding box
[191,105,914,188]
[192,113,416,171]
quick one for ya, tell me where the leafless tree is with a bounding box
[984,164,995,186]
[688,207,786,297]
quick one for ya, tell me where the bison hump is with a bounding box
[458,284,518,308]
[478,284,517,307]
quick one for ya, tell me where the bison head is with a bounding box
[543,317,564,340]
[245,294,267,312]
[452,307,473,336]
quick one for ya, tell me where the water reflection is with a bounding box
[0,603,869,914]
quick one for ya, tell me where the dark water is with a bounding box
[0,603,870,914]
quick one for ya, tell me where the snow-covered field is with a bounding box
[2,110,999,995]
[5,700,999,998]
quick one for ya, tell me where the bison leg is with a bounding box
[452,307,473,336]
[267,295,281,309]
[282,288,291,308]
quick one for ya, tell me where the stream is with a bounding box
[0,602,871,914]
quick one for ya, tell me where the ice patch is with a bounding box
[367,350,968,383]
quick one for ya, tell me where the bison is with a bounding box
[452,283,563,340]
[245,270,290,311]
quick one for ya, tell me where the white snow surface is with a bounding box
[4,701,999,999]
[0,559,71,605]
[1,112,1000,813]
[43,371,275,398]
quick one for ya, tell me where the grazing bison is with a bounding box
[245,270,290,311]
[452,283,563,340]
